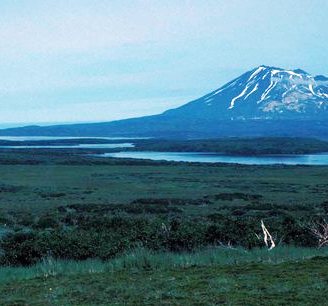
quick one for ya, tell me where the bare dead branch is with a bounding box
[308,219,328,248]
[261,220,276,250]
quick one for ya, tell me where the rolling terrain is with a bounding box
[0,145,327,304]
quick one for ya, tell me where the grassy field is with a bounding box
[0,152,327,257]
[0,162,327,215]
[0,247,327,305]
[0,148,327,304]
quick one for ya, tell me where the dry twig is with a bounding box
[308,219,328,248]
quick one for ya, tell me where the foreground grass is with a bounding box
[0,247,327,305]
[1,246,328,283]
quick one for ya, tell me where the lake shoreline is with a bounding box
[96,151,328,166]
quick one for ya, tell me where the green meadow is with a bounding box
[0,148,327,304]
[0,247,328,305]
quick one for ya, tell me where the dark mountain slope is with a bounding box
[1,66,327,139]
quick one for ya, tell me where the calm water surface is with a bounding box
[0,143,134,149]
[1,137,328,165]
[0,136,142,141]
[0,136,135,149]
[99,151,328,165]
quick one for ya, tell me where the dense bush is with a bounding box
[0,212,317,266]
[0,232,42,266]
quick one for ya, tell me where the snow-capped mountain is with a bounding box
[164,65,328,120]
[1,66,328,138]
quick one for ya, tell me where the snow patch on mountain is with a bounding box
[185,65,328,120]
[229,84,252,109]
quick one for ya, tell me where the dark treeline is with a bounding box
[1,137,328,155]
[133,137,328,155]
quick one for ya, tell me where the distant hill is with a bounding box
[1,65,327,139]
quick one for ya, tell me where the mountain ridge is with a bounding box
[163,65,328,121]
[1,65,327,139]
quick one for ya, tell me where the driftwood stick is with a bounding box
[261,220,276,250]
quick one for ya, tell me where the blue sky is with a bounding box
[0,0,327,126]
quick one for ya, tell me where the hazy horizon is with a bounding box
[1,0,327,125]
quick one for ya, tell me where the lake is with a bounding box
[0,136,144,141]
[98,151,328,165]
[1,136,328,165]
[0,136,135,149]
[0,143,134,149]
